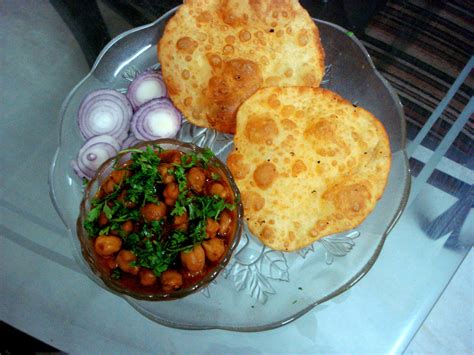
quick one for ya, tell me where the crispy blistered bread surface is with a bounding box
[227,87,391,251]
[158,0,325,134]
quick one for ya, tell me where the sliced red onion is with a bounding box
[78,89,132,142]
[126,70,167,110]
[74,135,121,179]
[121,133,142,149]
[131,98,182,140]
[71,159,88,180]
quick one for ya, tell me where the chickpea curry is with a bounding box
[83,145,238,294]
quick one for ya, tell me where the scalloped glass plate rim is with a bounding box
[49,6,411,332]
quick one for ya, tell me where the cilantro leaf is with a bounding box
[189,219,207,245]
[180,148,215,169]
[103,203,113,220]
[84,202,104,236]
[83,144,236,279]
[87,203,103,223]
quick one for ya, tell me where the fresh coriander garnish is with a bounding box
[84,145,237,281]
[179,148,215,169]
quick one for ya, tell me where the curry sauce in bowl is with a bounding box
[77,139,243,300]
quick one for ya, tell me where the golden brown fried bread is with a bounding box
[227,87,391,251]
[158,0,325,134]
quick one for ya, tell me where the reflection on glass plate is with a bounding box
[49,6,410,331]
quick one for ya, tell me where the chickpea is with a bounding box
[110,169,130,184]
[187,167,205,193]
[163,182,179,206]
[139,269,157,286]
[202,238,226,262]
[206,218,220,238]
[174,212,188,225]
[98,211,108,227]
[219,210,232,235]
[102,177,116,194]
[121,220,133,233]
[94,235,122,256]
[116,250,140,275]
[209,183,228,199]
[157,163,175,184]
[180,244,205,272]
[174,213,189,232]
[160,270,183,291]
[169,152,183,164]
[106,257,118,269]
[141,203,166,222]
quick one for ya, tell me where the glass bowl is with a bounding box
[49,6,410,331]
[77,139,243,301]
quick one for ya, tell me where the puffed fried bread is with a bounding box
[227,86,391,251]
[158,0,325,134]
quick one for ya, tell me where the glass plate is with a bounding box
[49,6,410,331]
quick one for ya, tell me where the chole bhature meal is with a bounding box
[158,0,325,134]
[227,87,391,251]
[77,0,392,298]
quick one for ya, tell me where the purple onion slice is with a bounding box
[77,89,132,143]
[127,70,167,110]
[74,135,121,179]
[131,97,182,140]
[71,159,88,180]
